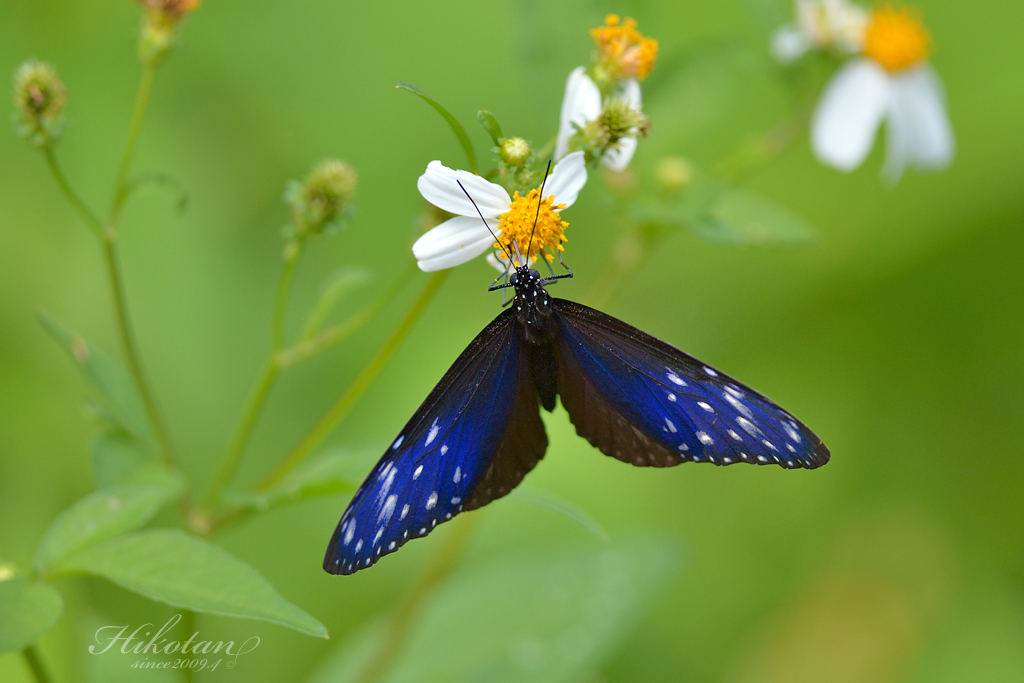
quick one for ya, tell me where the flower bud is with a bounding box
[285,159,357,238]
[655,156,694,195]
[12,60,67,148]
[575,99,649,165]
[135,0,201,65]
[499,137,531,167]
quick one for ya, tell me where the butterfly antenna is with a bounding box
[456,180,513,265]
[525,159,553,267]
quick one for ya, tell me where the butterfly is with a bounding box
[324,173,829,576]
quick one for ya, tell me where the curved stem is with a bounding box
[43,149,104,238]
[101,233,177,467]
[21,645,53,683]
[256,269,449,491]
[204,241,304,510]
[109,61,156,223]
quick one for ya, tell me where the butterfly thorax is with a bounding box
[511,267,555,346]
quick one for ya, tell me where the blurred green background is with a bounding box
[2,0,1023,681]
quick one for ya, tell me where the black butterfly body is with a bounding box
[324,266,829,575]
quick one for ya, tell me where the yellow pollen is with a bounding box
[591,14,659,81]
[864,5,931,72]
[496,189,568,266]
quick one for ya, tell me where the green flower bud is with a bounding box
[500,137,531,167]
[600,99,650,145]
[12,60,67,149]
[285,159,357,239]
[655,156,694,195]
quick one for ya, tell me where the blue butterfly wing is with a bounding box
[553,300,829,469]
[324,308,547,575]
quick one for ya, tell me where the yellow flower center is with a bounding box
[864,6,931,72]
[591,14,659,81]
[496,189,568,266]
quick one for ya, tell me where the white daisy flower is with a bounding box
[810,6,954,181]
[555,68,642,171]
[412,151,587,272]
[772,0,868,63]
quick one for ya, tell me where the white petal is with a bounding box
[885,65,954,182]
[417,161,510,218]
[771,25,811,63]
[412,216,494,271]
[617,78,642,109]
[811,58,891,171]
[555,68,602,160]
[545,151,587,208]
[602,136,637,171]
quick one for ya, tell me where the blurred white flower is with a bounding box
[772,0,868,63]
[810,6,953,182]
[413,152,587,272]
[555,68,642,171]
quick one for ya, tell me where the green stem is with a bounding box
[43,149,104,239]
[353,514,479,683]
[204,241,305,510]
[101,232,177,467]
[21,645,53,683]
[277,262,417,369]
[257,269,449,491]
[109,61,156,223]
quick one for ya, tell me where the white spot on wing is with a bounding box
[378,494,397,523]
[697,431,713,445]
[728,429,742,441]
[698,402,714,413]
[665,417,677,433]
[413,465,423,479]
[736,416,761,437]
[724,392,753,418]
[400,504,410,520]
[451,496,461,504]
[453,466,461,483]
[667,369,687,386]
[373,527,383,545]
[785,423,802,443]
[392,435,404,450]
[343,520,355,545]
[425,491,437,510]
[703,366,718,377]
[667,392,677,402]
[355,539,363,553]
[425,418,440,446]
[440,444,449,456]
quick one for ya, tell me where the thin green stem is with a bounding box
[353,514,480,683]
[43,149,104,238]
[21,645,53,683]
[101,234,177,467]
[109,61,156,222]
[257,269,449,491]
[277,261,417,369]
[204,241,305,510]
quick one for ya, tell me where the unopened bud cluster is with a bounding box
[285,159,357,239]
[575,99,649,165]
[12,60,67,148]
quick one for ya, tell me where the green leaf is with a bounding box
[52,529,327,638]
[38,312,150,439]
[309,537,679,683]
[0,579,64,653]
[509,488,610,543]
[228,450,360,513]
[700,188,816,245]
[477,110,504,146]
[300,266,373,342]
[397,82,477,173]
[91,429,179,490]
[35,479,184,574]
